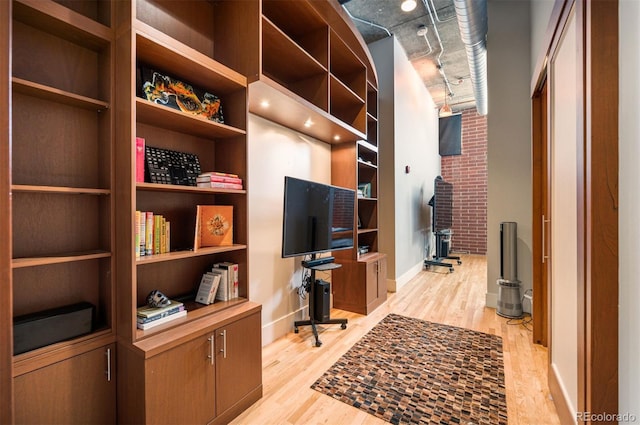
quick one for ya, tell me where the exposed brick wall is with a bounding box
[440,108,487,254]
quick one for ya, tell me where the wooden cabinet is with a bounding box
[214,309,262,424]
[14,344,116,424]
[113,1,261,423]
[118,303,261,425]
[332,253,387,315]
[5,0,116,420]
[331,83,386,315]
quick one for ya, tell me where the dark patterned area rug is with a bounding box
[311,314,507,425]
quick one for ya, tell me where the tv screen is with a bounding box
[439,114,462,156]
[430,177,453,232]
[281,176,355,258]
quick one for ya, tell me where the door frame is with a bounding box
[531,0,618,421]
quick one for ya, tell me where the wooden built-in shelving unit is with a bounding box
[1,0,379,422]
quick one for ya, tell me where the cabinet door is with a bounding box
[365,260,379,306]
[215,311,262,416]
[145,334,216,425]
[14,344,116,424]
[376,256,387,301]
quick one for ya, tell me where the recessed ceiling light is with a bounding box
[333,135,341,141]
[304,118,313,128]
[401,0,417,12]
[260,100,270,108]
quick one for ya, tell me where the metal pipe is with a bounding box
[342,6,392,37]
[421,0,454,98]
[453,0,488,115]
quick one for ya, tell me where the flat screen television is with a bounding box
[281,176,355,258]
[429,176,453,232]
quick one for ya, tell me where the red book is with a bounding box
[136,137,145,183]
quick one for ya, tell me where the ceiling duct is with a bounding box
[453,0,488,115]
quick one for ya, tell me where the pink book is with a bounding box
[136,137,145,183]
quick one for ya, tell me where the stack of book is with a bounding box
[135,210,170,258]
[211,261,239,301]
[136,299,186,330]
[196,172,243,190]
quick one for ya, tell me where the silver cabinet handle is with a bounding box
[219,330,227,359]
[207,335,214,365]
[542,215,550,263]
[105,348,111,382]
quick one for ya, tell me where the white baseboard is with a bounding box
[485,291,498,309]
[390,261,425,292]
[260,306,306,347]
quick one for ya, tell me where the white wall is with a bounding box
[549,10,578,417]
[530,0,555,76]
[486,0,532,307]
[247,115,332,346]
[369,36,440,291]
[618,0,640,418]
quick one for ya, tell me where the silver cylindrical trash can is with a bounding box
[500,222,517,282]
[497,222,522,318]
[497,279,522,318]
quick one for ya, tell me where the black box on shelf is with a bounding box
[13,302,95,355]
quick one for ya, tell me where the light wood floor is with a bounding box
[231,255,560,425]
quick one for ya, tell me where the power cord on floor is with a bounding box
[506,315,533,331]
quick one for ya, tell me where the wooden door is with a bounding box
[215,311,262,417]
[532,80,550,346]
[145,334,216,425]
[14,344,116,424]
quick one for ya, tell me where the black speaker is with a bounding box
[314,279,330,322]
[13,302,94,355]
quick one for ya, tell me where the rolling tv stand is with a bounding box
[294,256,347,347]
[424,229,462,273]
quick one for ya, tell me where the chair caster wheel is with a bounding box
[294,327,299,333]
[341,323,347,330]
[449,268,454,273]
[457,260,462,265]
[315,340,322,347]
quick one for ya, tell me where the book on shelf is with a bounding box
[145,211,154,256]
[135,210,141,258]
[214,262,239,299]
[136,304,185,324]
[137,310,187,330]
[209,267,229,301]
[194,205,233,249]
[195,272,222,305]
[135,211,170,257]
[136,137,145,183]
[197,172,243,190]
[136,299,184,318]
[139,211,146,256]
[196,181,243,190]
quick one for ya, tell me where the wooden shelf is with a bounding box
[12,184,110,195]
[136,245,247,265]
[262,17,327,85]
[13,0,112,50]
[12,78,109,111]
[12,329,115,377]
[136,23,246,95]
[136,99,246,140]
[12,250,111,269]
[357,159,377,170]
[136,182,245,195]
[249,75,365,144]
[134,297,250,341]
